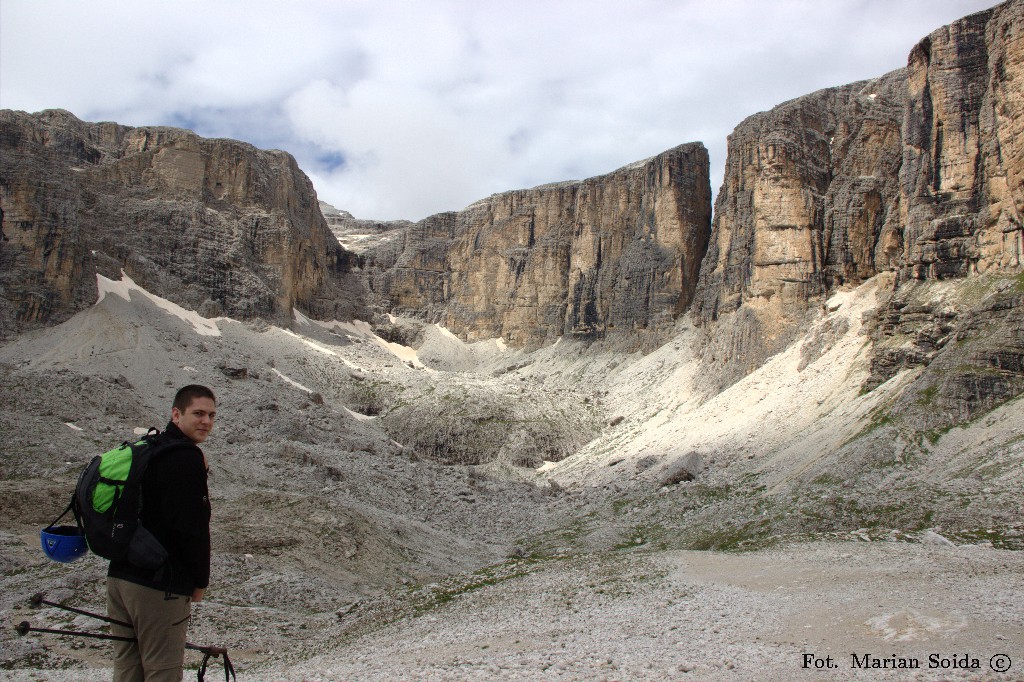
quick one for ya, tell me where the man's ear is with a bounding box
[171,406,182,424]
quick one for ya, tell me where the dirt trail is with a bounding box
[243,541,1023,681]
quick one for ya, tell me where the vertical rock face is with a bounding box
[691,71,907,384]
[363,143,712,346]
[866,0,1024,390]
[1,0,1020,394]
[0,109,363,339]
[692,0,1024,393]
[824,73,910,285]
[900,2,1023,280]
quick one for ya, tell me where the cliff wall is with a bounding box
[866,0,1024,397]
[692,0,1023,394]
[690,70,908,386]
[901,2,1024,280]
[1,1,1021,390]
[363,143,712,347]
[0,109,364,339]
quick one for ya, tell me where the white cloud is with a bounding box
[1,0,1000,221]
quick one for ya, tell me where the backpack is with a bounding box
[46,428,172,569]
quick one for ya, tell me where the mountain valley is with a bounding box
[2,1,1023,679]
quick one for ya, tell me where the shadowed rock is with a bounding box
[0,109,366,340]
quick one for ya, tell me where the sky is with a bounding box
[0,0,1002,221]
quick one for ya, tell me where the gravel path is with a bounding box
[254,541,1023,681]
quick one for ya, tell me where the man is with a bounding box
[106,385,216,682]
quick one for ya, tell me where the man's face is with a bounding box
[172,397,217,444]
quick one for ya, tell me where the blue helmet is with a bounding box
[40,526,89,563]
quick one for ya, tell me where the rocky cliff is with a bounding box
[361,143,712,347]
[0,109,364,340]
[882,0,1022,433]
[900,2,1023,281]
[2,1,1022,402]
[692,0,1024,397]
[690,71,909,388]
[864,0,1024,401]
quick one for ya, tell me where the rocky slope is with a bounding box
[0,110,365,341]
[1,270,1020,680]
[0,275,581,673]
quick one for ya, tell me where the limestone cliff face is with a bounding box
[690,0,1024,415]
[691,71,908,384]
[0,109,363,339]
[363,143,712,346]
[866,0,1024,390]
[900,2,1024,279]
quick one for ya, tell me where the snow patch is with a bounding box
[277,328,365,371]
[375,336,423,368]
[298,315,429,369]
[272,368,313,393]
[97,272,222,337]
[434,324,461,342]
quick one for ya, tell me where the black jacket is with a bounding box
[107,422,211,596]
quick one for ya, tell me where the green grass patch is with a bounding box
[949,527,1023,550]
[411,555,548,615]
[843,407,897,446]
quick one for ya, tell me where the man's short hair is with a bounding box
[173,385,216,412]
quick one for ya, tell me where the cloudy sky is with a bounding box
[0,0,999,221]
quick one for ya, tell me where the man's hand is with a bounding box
[191,588,206,603]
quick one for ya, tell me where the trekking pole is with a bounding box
[191,643,236,682]
[22,593,236,682]
[16,620,136,642]
[30,592,131,628]
[15,621,235,681]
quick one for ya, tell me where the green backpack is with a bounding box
[71,428,173,569]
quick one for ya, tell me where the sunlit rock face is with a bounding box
[690,0,1024,392]
[866,1,1024,395]
[0,109,364,339]
[362,143,712,348]
[900,1,1024,280]
[689,70,908,387]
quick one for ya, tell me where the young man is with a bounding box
[106,385,216,682]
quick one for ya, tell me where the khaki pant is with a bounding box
[107,577,192,682]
